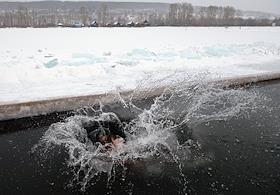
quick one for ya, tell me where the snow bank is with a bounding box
[0,27,280,103]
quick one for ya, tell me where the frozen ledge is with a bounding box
[1,72,280,121]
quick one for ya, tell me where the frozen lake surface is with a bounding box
[1,27,280,103]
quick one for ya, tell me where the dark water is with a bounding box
[0,82,280,194]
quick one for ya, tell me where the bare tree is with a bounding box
[179,3,193,25]
[97,3,109,26]
[206,6,219,25]
[185,3,194,25]
[223,6,236,25]
[198,7,207,25]
[168,3,193,26]
[79,6,89,26]
[168,3,178,25]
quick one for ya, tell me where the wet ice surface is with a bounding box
[1,27,280,103]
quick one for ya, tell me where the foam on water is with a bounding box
[33,73,267,193]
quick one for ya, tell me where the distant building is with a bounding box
[135,22,141,27]
[113,21,121,27]
[72,22,84,28]
[105,23,113,27]
[57,22,63,27]
[143,20,150,26]
[90,21,98,27]
[273,18,280,26]
[134,20,150,27]
[272,22,276,27]
[127,21,135,27]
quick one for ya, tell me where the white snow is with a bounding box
[1,27,280,103]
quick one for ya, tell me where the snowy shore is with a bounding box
[1,27,280,103]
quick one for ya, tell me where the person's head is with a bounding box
[94,128,110,144]
[98,134,109,144]
[98,133,124,145]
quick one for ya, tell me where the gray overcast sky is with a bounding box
[1,0,280,14]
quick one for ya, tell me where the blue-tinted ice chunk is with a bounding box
[44,58,58,68]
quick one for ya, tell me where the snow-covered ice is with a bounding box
[1,27,280,103]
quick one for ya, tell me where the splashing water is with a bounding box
[33,73,267,193]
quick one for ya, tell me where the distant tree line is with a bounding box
[0,2,279,28]
[167,3,279,26]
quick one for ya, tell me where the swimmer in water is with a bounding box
[83,113,126,150]
[88,128,125,150]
